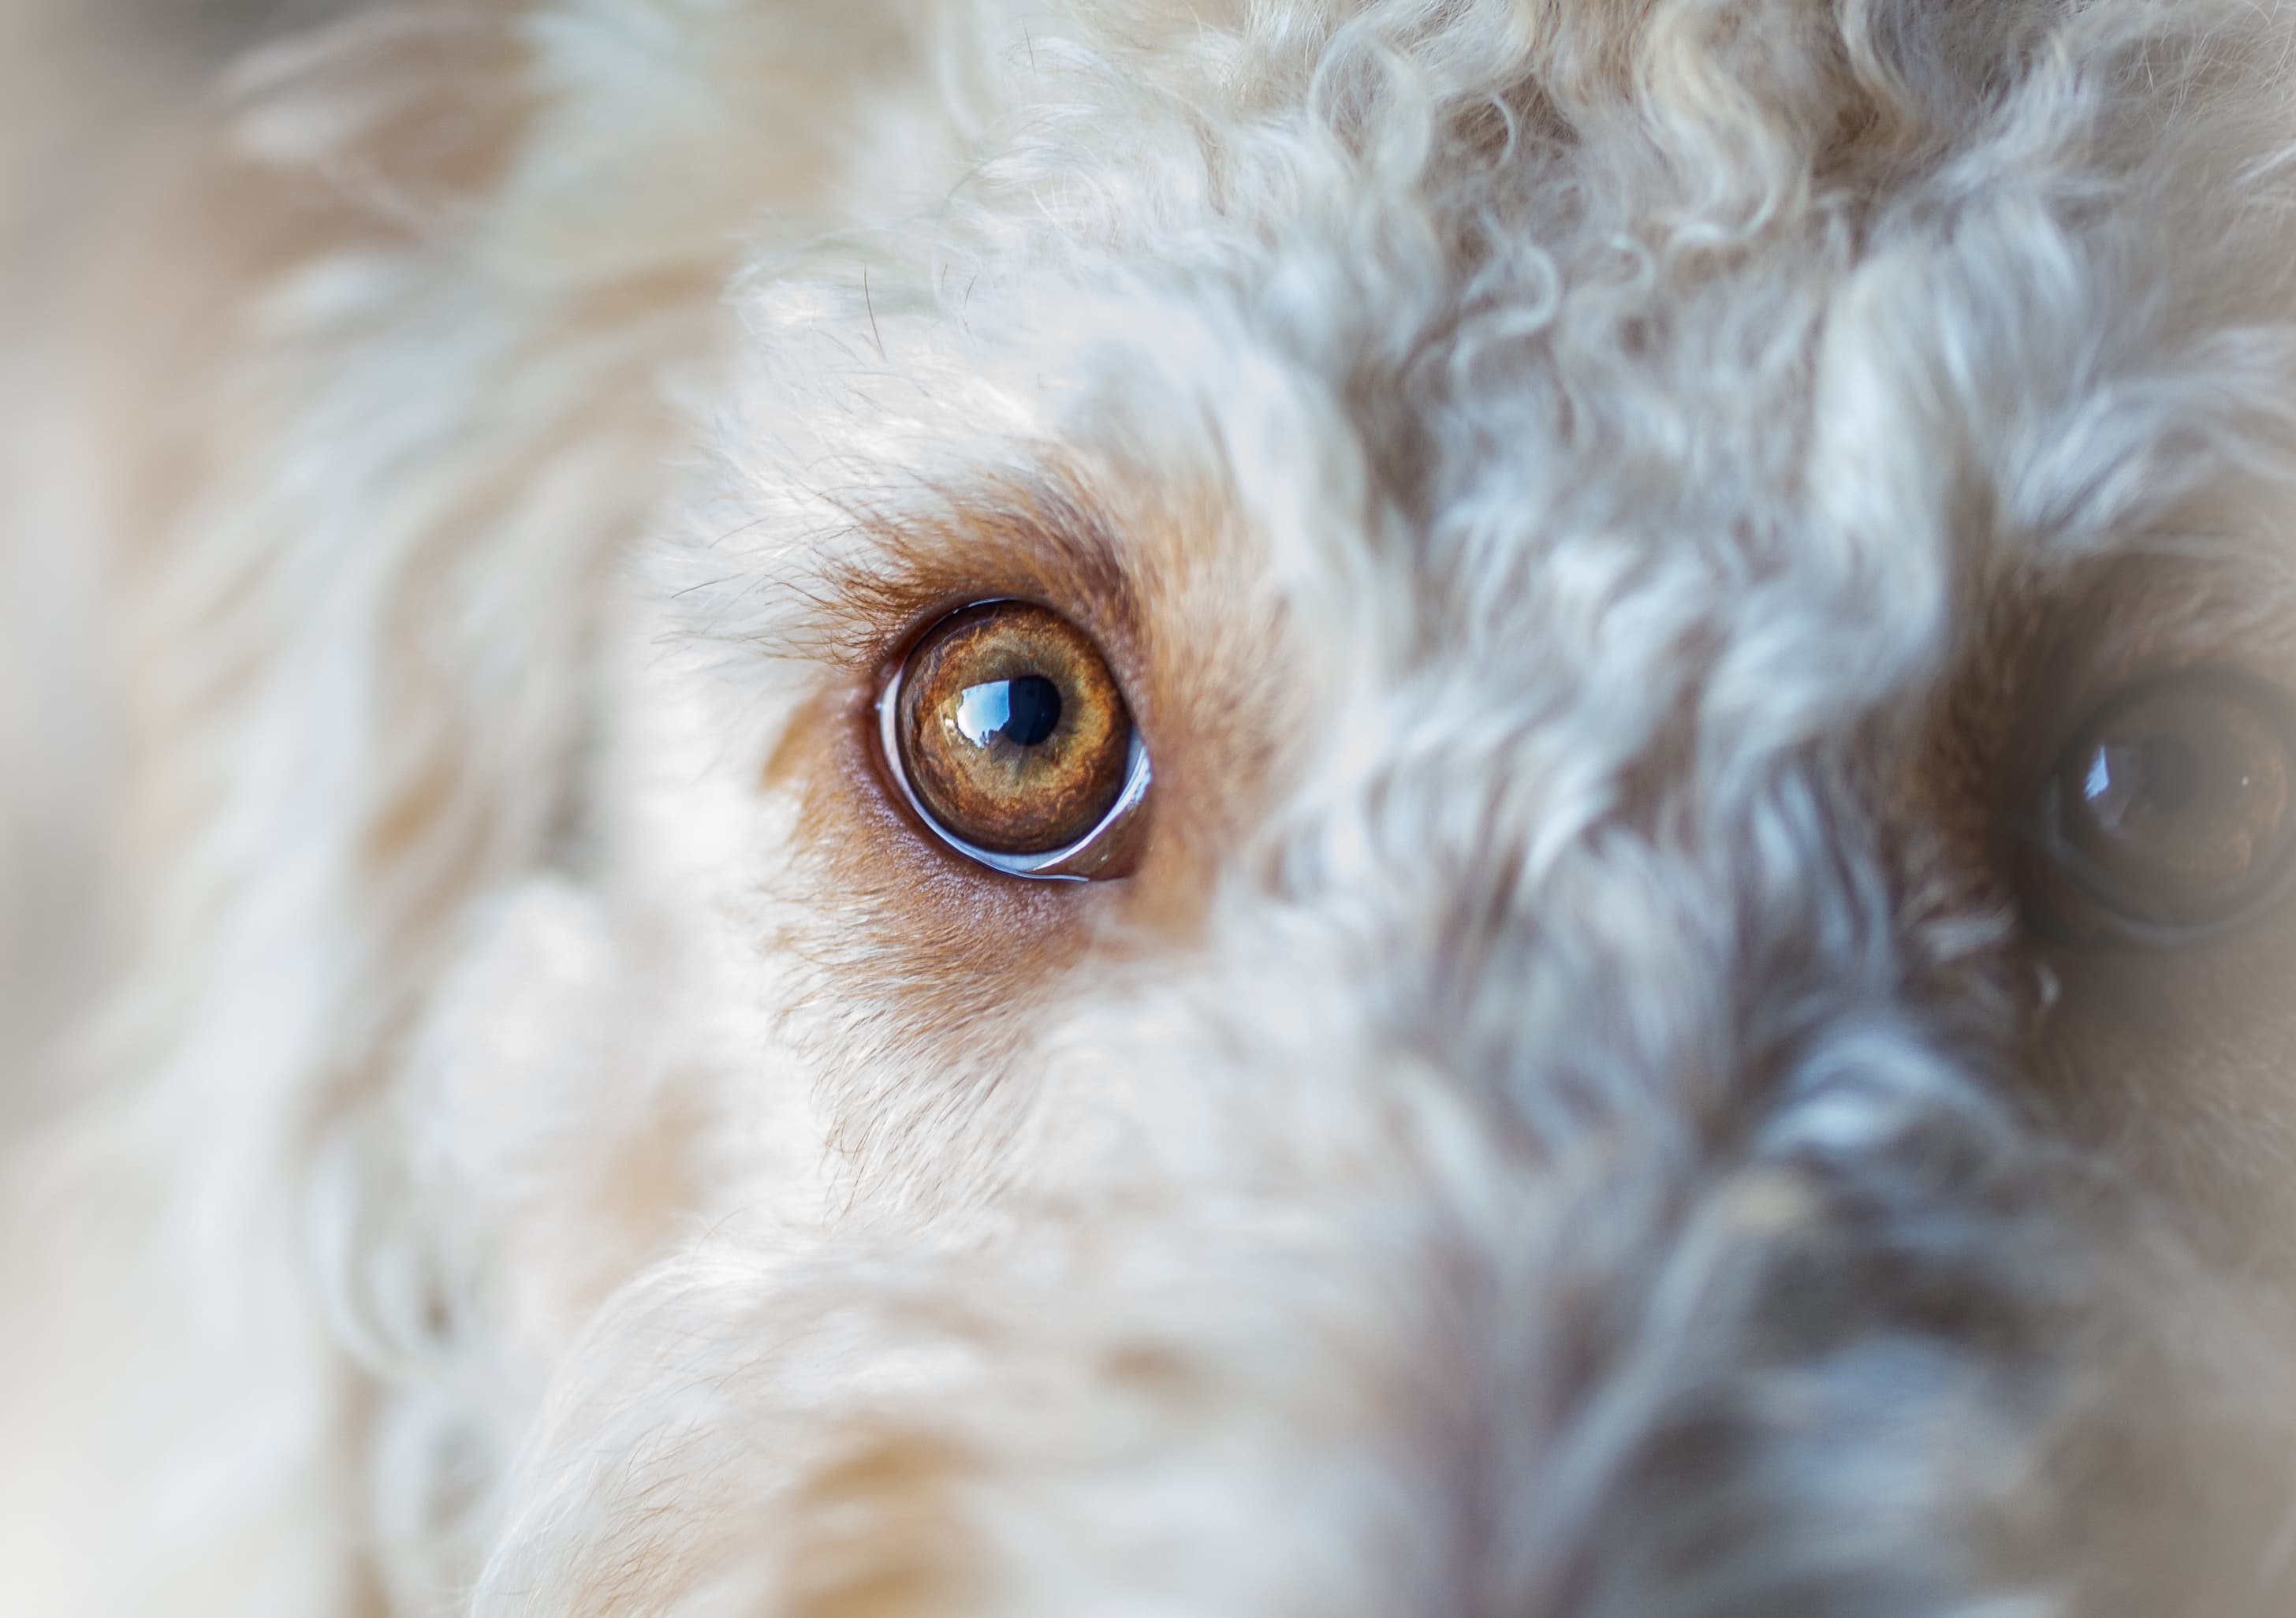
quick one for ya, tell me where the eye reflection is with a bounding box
[2081,736,2208,826]
[955,676,1064,751]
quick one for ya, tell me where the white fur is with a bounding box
[9,0,2296,1613]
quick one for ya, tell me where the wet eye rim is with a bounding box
[874,599,1154,882]
[2020,667,2296,949]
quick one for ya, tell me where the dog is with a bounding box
[8,0,2296,1611]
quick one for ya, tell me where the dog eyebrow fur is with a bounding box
[680,459,1155,692]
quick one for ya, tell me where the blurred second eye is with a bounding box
[2022,671,2296,945]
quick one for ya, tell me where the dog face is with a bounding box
[19,0,2296,1614]
[412,2,2296,1611]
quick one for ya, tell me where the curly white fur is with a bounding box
[9,1,2296,1614]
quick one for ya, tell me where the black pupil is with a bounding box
[955,675,1063,750]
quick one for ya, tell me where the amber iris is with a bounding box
[894,602,1133,855]
[2049,673,2296,931]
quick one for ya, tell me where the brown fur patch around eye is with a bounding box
[799,473,1146,680]
[737,460,1297,1172]
[1874,556,2267,1047]
[1933,551,2296,873]
[1892,545,2296,1272]
[777,657,1121,1033]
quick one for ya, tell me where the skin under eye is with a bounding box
[2023,671,2296,945]
[878,601,1150,878]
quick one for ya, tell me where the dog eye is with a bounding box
[2022,672,2296,945]
[877,601,1150,879]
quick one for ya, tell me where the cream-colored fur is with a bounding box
[10,1,2296,1613]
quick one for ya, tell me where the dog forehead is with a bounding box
[698,0,2296,790]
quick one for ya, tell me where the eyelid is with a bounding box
[875,651,1154,881]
